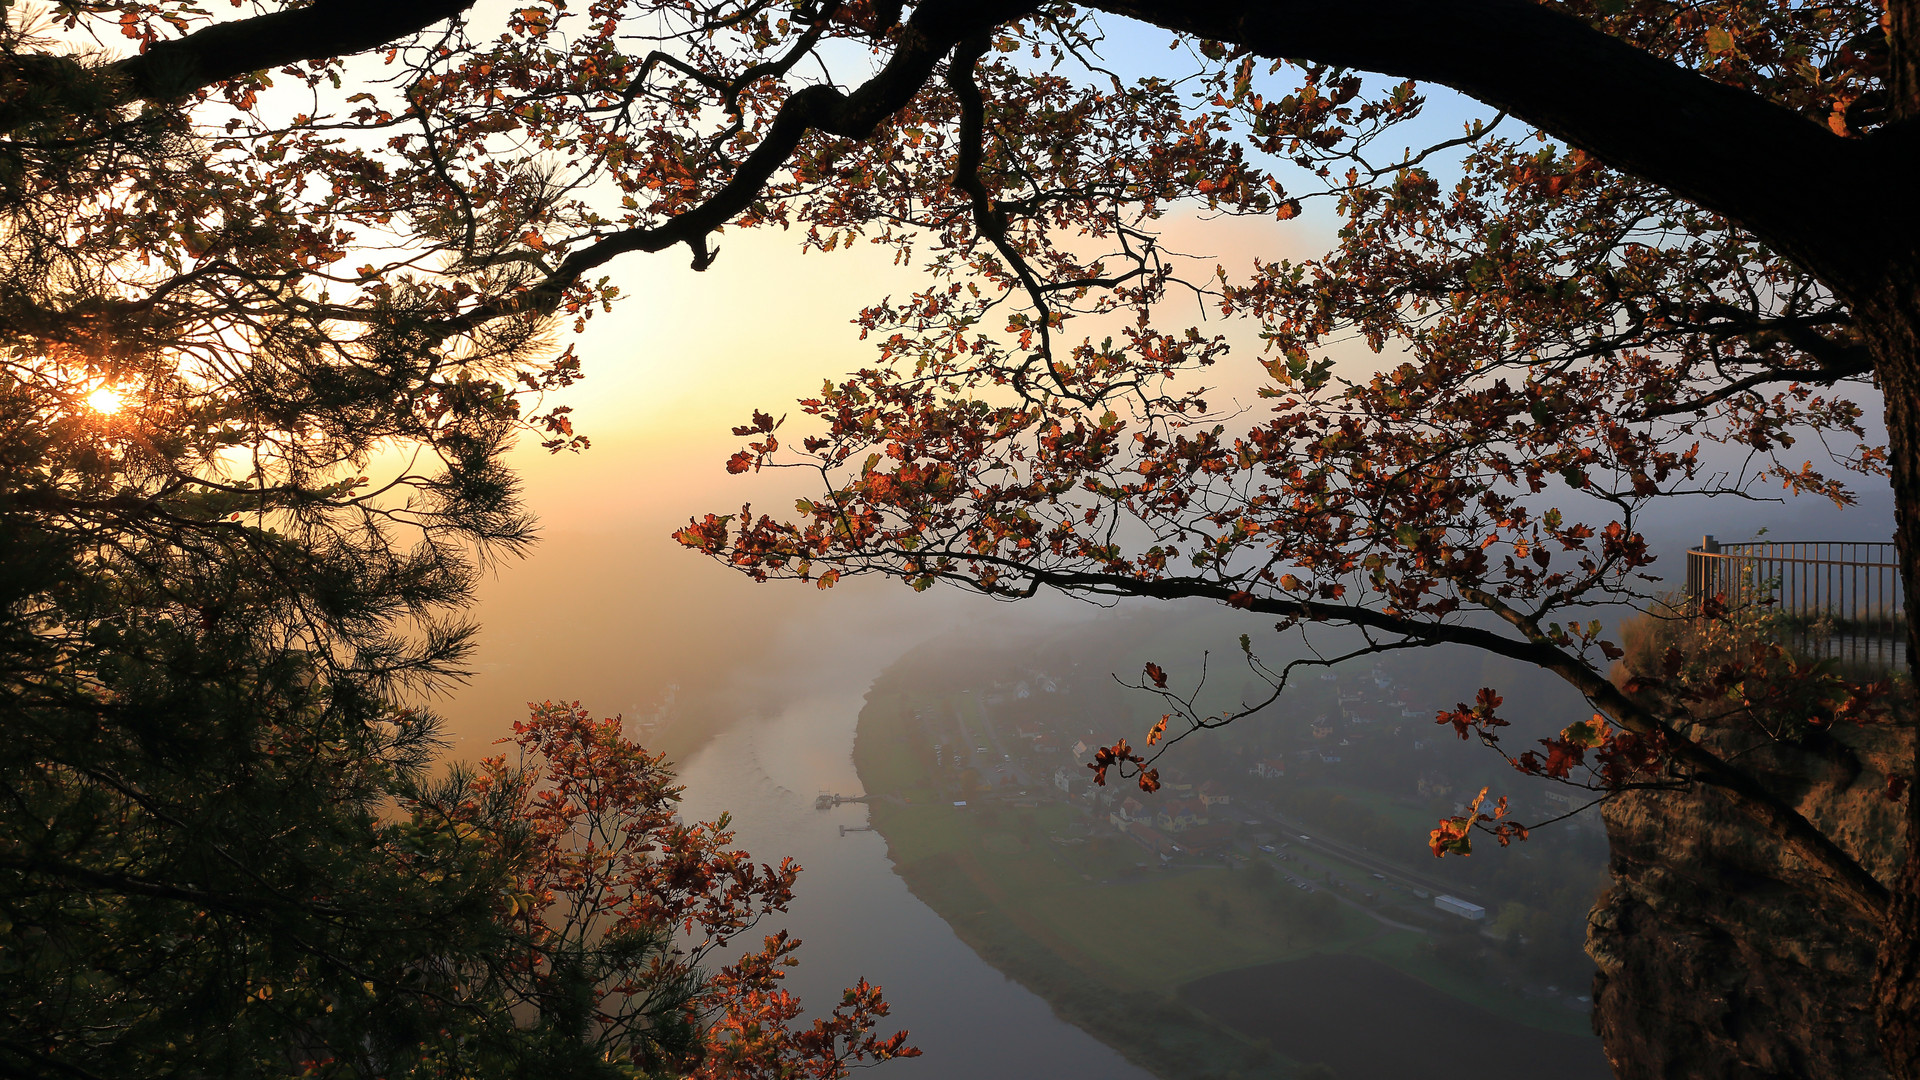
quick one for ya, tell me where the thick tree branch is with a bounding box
[1091,0,1891,304]
[110,0,480,102]
[1637,350,1876,419]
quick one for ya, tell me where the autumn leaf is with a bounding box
[732,410,780,436]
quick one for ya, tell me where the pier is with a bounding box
[815,792,872,809]
[839,824,875,836]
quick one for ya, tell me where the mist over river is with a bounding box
[670,652,1156,1079]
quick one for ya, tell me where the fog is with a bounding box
[432,214,1894,1080]
[439,203,1896,748]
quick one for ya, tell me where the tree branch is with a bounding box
[435,0,1040,336]
[922,554,1894,923]
[110,0,481,102]
[1090,0,1887,303]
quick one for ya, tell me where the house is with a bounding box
[1249,757,1287,780]
[1155,797,1207,833]
[1070,738,1091,758]
[1198,780,1231,808]
[1111,795,1147,829]
[1435,895,1486,921]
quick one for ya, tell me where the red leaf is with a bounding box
[731,409,779,436]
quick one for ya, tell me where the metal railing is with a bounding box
[1684,537,1907,669]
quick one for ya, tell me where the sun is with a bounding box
[85,386,126,415]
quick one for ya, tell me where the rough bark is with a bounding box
[1863,293,1920,1078]
[1861,0,1920,1054]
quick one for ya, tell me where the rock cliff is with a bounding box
[1588,718,1910,1078]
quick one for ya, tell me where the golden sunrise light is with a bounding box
[85,386,125,415]
[11,6,1905,1080]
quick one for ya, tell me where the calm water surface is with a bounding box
[673,679,1155,1080]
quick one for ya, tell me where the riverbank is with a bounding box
[853,662,1612,1079]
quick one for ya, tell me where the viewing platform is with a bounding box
[1686,536,1907,670]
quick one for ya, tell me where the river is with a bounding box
[672,666,1155,1079]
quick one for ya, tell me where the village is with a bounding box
[892,649,1611,1004]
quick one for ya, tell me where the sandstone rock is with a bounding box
[1589,720,1910,1078]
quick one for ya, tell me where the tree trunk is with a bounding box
[1866,282,1920,1077]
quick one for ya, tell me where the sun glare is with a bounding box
[86,386,126,415]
